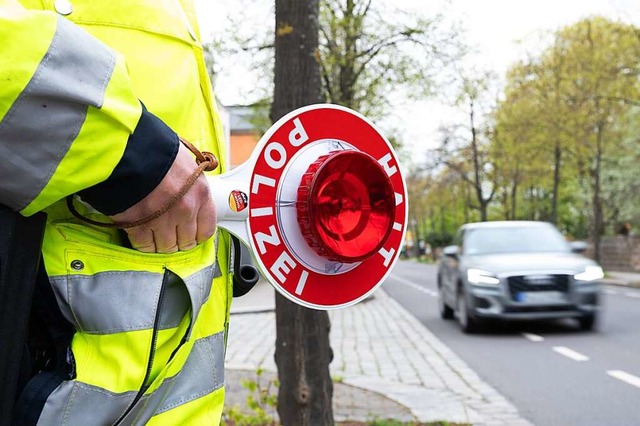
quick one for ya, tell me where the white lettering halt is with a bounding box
[378,153,397,177]
[379,247,396,267]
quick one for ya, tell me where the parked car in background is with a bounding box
[437,221,602,333]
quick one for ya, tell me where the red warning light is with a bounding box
[296,150,395,263]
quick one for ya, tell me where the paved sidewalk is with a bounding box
[224,281,532,425]
[602,270,640,287]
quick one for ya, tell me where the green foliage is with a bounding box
[318,0,462,121]
[207,0,462,151]
[419,16,640,249]
[223,368,279,426]
[246,99,272,136]
[425,232,453,249]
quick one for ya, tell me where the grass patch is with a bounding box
[338,421,471,426]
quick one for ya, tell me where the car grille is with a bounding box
[507,274,570,300]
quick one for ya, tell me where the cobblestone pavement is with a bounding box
[225,282,533,425]
[225,369,414,424]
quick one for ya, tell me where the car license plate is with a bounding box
[517,291,566,303]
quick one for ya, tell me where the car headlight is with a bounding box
[574,266,604,282]
[467,268,500,285]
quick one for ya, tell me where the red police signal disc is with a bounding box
[248,105,408,309]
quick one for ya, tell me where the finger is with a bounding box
[126,227,157,253]
[153,226,179,254]
[195,198,216,243]
[177,220,198,251]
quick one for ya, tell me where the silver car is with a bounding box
[437,221,602,333]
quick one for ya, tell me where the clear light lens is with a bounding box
[574,266,604,282]
[467,268,500,285]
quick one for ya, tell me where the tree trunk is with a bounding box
[338,0,357,108]
[469,102,484,219]
[510,178,518,220]
[468,100,490,222]
[479,201,488,222]
[551,142,561,225]
[271,1,334,425]
[463,185,470,223]
[501,189,509,220]
[591,123,605,263]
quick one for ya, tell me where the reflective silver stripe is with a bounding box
[50,270,189,334]
[184,262,218,336]
[36,333,226,425]
[37,382,136,425]
[124,332,226,423]
[49,262,220,334]
[0,16,115,211]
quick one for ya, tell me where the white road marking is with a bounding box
[522,333,545,342]
[389,274,438,297]
[603,287,640,299]
[607,370,640,390]
[552,346,589,361]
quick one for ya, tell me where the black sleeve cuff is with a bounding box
[79,104,179,216]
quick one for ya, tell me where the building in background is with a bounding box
[218,104,260,169]
[216,102,231,167]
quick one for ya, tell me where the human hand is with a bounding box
[110,142,217,253]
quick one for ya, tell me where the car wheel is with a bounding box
[438,286,454,320]
[457,289,479,333]
[579,314,596,331]
[438,274,453,319]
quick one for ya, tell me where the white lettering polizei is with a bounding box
[251,174,276,195]
[255,225,281,255]
[295,270,309,295]
[250,207,274,218]
[271,251,297,283]
[288,117,309,147]
[264,142,287,169]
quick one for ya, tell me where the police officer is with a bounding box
[1,0,231,423]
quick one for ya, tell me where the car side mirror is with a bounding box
[570,241,589,254]
[443,245,459,258]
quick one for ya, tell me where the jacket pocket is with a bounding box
[32,221,221,425]
[44,222,219,336]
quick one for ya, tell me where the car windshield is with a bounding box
[463,225,570,255]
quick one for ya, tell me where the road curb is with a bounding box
[601,279,640,288]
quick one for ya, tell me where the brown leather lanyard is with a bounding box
[67,138,218,229]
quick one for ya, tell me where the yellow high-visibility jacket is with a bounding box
[1,0,231,424]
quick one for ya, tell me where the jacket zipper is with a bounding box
[112,269,170,426]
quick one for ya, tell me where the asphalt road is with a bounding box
[383,260,640,426]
